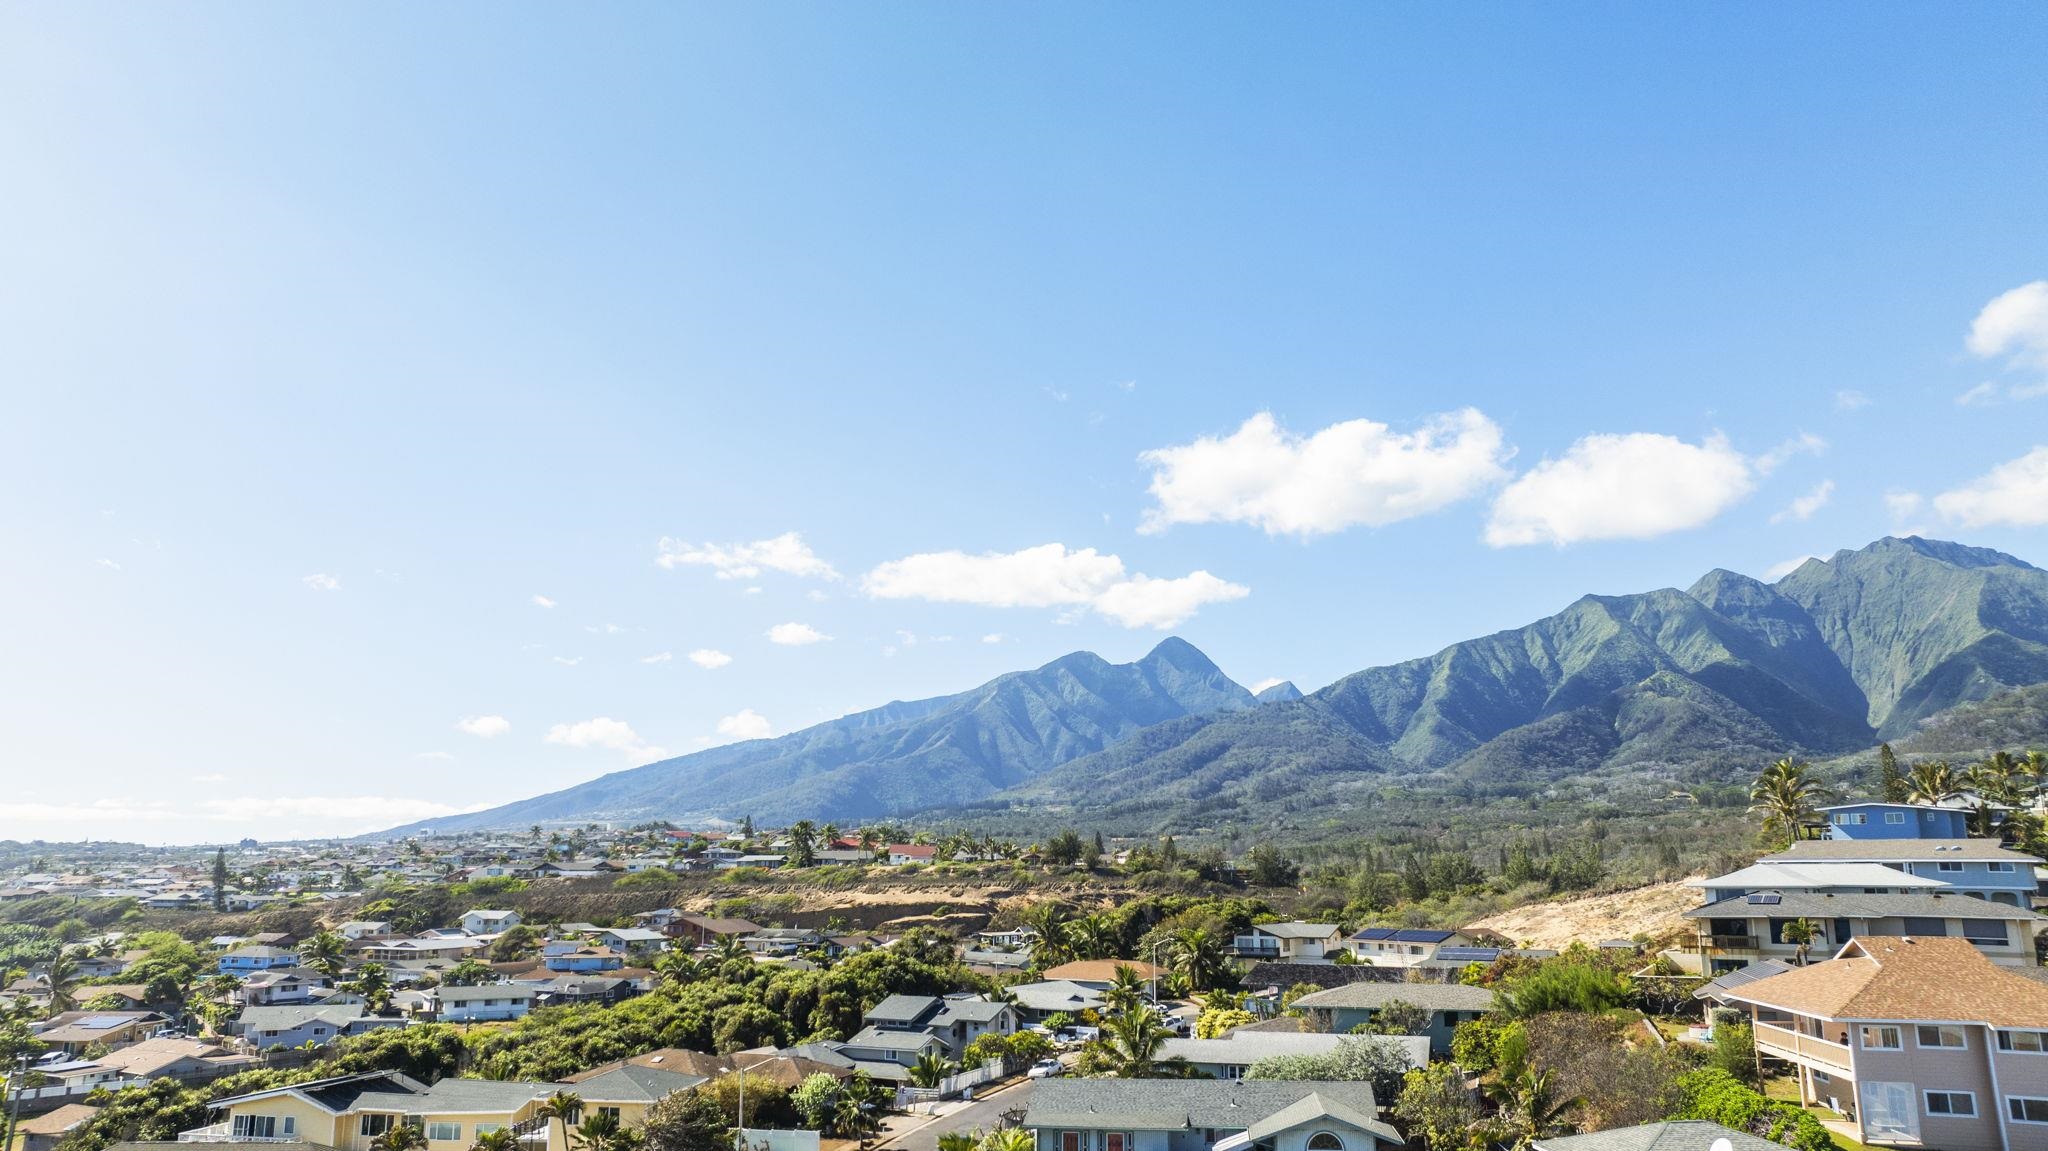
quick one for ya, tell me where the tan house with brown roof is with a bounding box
[1719,935,2048,1151]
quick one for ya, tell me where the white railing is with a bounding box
[1754,1022,1855,1073]
[179,1124,301,1144]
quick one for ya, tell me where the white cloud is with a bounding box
[806,589,831,603]
[981,633,1005,644]
[532,594,556,608]
[414,751,456,761]
[544,716,667,761]
[585,623,627,635]
[1250,677,1288,694]
[456,715,511,738]
[1485,433,1755,547]
[742,586,763,596]
[640,651,673,665]
[96,558,121,570]
[687,649,733,669]
[655,532,839,581]
[1763,555,1823,581]
[1753,433,1826,475]
[191,772,228,784]
[1885,490,1926,521]
[1968,281,2048,370]
[1138,409,1510,536]
[551,655,583,667]
[1770,480,1836,525]
[1932,446,2048,528]
[767,622,831,645]
[863,543,1247,630]
[715,709,775,742]
[1835,390,1872,411]
[302,573,341,591]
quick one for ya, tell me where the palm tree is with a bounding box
[301,931,346,978]
[908,1049,957,1088]
[656,951,703,988]
[540,1091,584,1151]
[1490,1069,1581,1151]
[1748,758,1830,843]
[1780,918,1822,966]
[1065,917,1114,961]
[787,820,819,868]
[1020,904,1072,966]
[1168,928,1231,992]
[1100,1007,1172,1078]
[372,1126,430,1151]
[979,1130,1035,1151]
[1102,964,1148,1016]
[348,962,393,1014]
[1974,752,2027,805]
[573,1109,626,1151]
[44,952,80,1014]
[937,1133,981,1151]
[1908,760,1963,806]
[472,1129,517,1151]
[713,934,748,963]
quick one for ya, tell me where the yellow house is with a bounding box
[196,1066,709,1151]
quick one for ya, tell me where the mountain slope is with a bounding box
[997,538,2048,826]
[386,637,1254,833]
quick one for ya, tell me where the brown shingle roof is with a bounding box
[1722,936,2048,1026]
[1041,959,1167,982]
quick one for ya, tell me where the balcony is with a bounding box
[1699,934,1759,952]
[180,1124,300,1144]
[1755,1022,1855,1074]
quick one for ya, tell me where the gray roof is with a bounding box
[567,1063,707,1103]
[1289,982,1497,1012]
[1680,890,2041,921]
[347,1078,554,1115]
[437,983,536,1002]
[1534,1120,1788,1151]
[1765,840,2043,863]
[961,949,1033,968]
[236,1004,365,1031]
[1008,980,1104,1012]
[843,1025,946,1051]
[933,997,1012,1025]
[1159,1033,1428,1070]
[1244,1091,1404,1145]
[865,994,941,1024]
[1250,922,1342,940]
[1025,1079,1381,1132]
[1693,960,1797,1001]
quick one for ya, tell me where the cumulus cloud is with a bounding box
[1753,433,1826,475]
[1885,491,1925,520]
[544,716,667,761]
[766,622,831,646]
[640,651,673,665]
[863,543,1248,629]
[715,709,774,742]
[1138,409,1510,536]
[1763,555,1823,581]
[532,594,556,608]
[1484,433,1755,547]
[1968,281,2048,369]
[656,532,839,581]
[1835,390,1872,412]
[551,655,583,667]
[1932,446,2048,528]
[981,634,1005,644]
[1770,480,1836,525]
[302,573,341,591]
[688,649,733,669]
[456,715,511,738]
[97,558,121,571]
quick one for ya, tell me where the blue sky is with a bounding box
[3,5,2047,843]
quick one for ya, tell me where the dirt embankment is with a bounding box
[1466,879,1698,951]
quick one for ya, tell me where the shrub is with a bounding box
[1676,1068,1833,1151]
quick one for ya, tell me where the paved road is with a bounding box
[881,1079,1038,1151]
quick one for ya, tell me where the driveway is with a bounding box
[879,1078,1038,1151]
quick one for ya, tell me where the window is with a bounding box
[361,1115,395,1138]
[284,1119,296,1137]
[1938,861,1965,873]
[427,1123,462,1142]
[1836,813,1868,825]
[1860,1025,1903,1050]
[1926,1092,1976,1117]
[1964,921,2010,946]
[1307,1134,1345,1151]
[1992,862,2016,873]
[1885,812,1907,824]
[1917,1025,1967,1049]
[1105,1135,1129,1151]
[597,1109,621,1124]
[232,1116,278,1139]
[1061,1133,1081,1151]
[2011,1098,2048,1124]
[2000,1030,2048,1053]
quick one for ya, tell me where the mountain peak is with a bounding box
[1141,635,1215,669]
[1833,536,2038,572]
[1255,680,1305,703]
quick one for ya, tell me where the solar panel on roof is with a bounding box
[78,1015,129,1028]
[1433,947,1502,963]
[1746,893,1782,905]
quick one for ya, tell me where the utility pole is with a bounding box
[3,1052,30,1151]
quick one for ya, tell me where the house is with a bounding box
[1231,923,1343,963]
[436,983,536,1022]
[558,1061,709,1124]
[1533,1120,1790,1151]
[1716,934,2048,1150]
[1010,980,1108,1024]
[358,937,487,963]
[856,993,1019,1058]
[460,909,522,935]
[543,946,625,972]
[249,932,300,949]
[744,928,829,957]
[530,859,620,878]
[1288,982,1496,1056]
[218,945,301,975]
[1025,1078,1401,1151]
[1822,802,1974,840]
[977,927,1041,951]
[1040,960,1169,990]
[1342,928,1477,967]
[335,920,397,940]
[1681,889,2042,972]
[31,1010,167,1054]
[1763,839,2043,908]
[596,927,669,958]
[15,1103,101,1151]
[1157,1033,1428,1082]
[196,1069,563,1151]
[239,968,333,1006]
[595,1046,852,1089]
[233,1004,404,1050]
[94,1036,256,1083]
[535,975,640,1007]
[669,914,760,947]
[962,948,1036,975]
[886,844,937,866]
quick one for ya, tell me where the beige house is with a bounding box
[1719,935,2048,1151]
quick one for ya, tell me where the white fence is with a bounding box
[739,1130,820,1151]
[894,1059,1007,1107]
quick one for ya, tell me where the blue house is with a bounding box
[219,945,300,975]
[1764,838,2042,907]
[543,946,625,973]
[1820,802,1970,840]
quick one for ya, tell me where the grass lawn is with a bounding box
[1762,1075,1873,1151]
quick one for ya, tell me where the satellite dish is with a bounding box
[1711,1139,1734,1151]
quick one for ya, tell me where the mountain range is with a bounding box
[387,537,2048,836]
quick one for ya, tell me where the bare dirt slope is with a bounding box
[1467,879,1697,950]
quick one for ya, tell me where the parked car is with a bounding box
[1026,1058,1064,1079]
